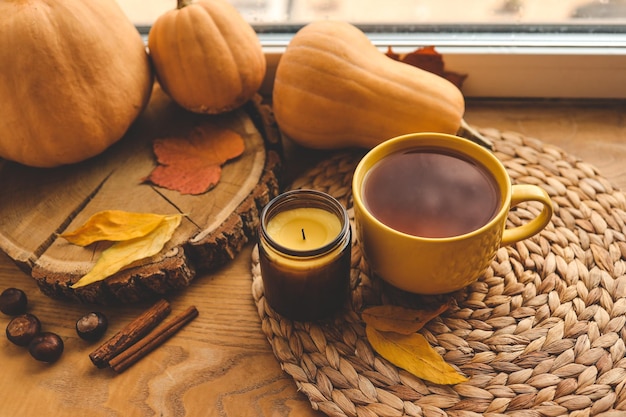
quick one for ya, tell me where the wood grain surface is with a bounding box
[0,85,280,304]
[0,99,624,417]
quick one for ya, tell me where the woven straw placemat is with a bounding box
[251,127,626,417]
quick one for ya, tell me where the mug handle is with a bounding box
[501,184,553,246]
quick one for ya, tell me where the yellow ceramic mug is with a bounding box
[352,132,553,294]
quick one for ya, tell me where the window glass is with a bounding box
[119,0,626,29]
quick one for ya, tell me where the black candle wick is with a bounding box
[301,228,306,240]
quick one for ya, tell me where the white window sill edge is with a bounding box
[258,32,626,99]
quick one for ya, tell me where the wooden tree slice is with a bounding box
[0,85,281,304]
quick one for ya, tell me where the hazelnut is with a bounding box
[76,312,108,341]
[6,313,41,346]
[0,287,28,316]
[28,332,64,363]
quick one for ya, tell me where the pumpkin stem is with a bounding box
[177,0,193,9]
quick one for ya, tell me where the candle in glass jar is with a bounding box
[258,190,351,321]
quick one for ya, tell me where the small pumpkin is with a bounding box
[273,20,465,150]
[148,0,266,114]
[0,0,153,168]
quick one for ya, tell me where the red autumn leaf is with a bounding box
[386,46,468,89]
[145,122,245,195]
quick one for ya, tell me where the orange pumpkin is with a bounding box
[0,0,153,168]
[148,0,266,114]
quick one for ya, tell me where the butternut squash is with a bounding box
[273,20,465,150]
[0,0,153,168]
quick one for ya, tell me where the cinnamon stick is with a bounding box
[109,305,198,373]
[89,299,171,368]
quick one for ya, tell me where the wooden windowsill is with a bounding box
[0,99,624,417]
[464,99,626,190]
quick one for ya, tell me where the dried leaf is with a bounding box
[366,325,468,385]
[145,122,245,195]
[70,214,183,289]
[362,300,452,335]
[386,46,468,89]
[60,210,172,246]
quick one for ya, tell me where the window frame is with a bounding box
[138,23,626,99]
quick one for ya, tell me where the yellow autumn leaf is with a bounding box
[70,214,183,289]
[60,210,175,246]
[362,300,452,335]
[365,325,468,385]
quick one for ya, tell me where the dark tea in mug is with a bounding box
[362,147,501,238]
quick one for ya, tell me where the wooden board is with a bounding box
[0,100,623,417]
[0,85,282,304]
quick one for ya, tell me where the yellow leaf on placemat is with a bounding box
[70,214,183,289]
[60,210,174,246]
[365,325,468,385]
[362,300,452,335]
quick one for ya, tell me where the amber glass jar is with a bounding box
[258,189,351,321]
